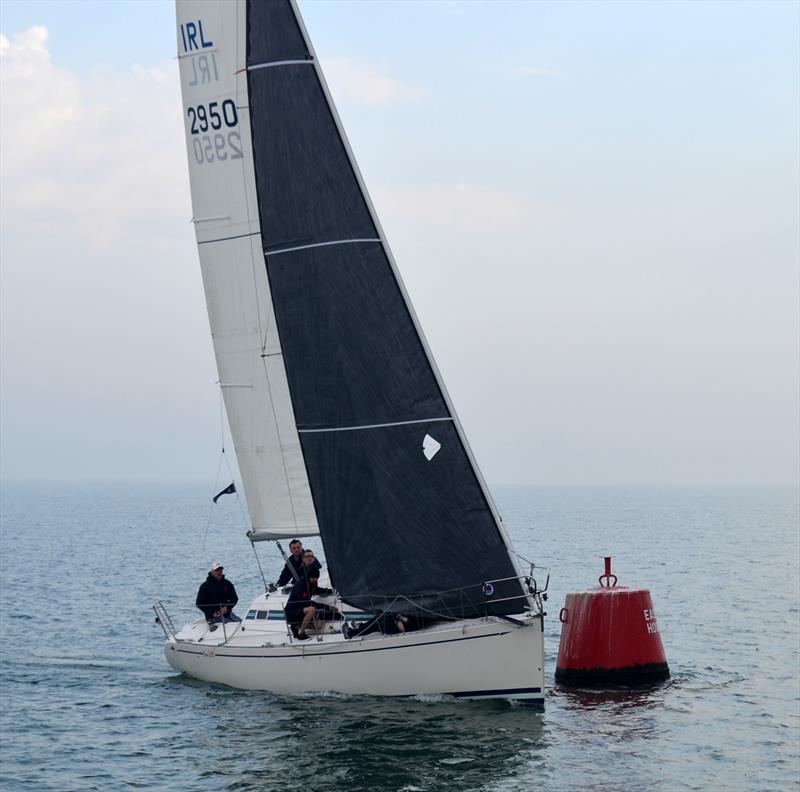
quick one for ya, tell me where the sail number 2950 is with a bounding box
[187,99,242,163]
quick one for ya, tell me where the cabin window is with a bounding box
[246,610,257,620]
[256,610,268,619]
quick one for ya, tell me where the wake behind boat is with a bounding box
[155,0,546,704]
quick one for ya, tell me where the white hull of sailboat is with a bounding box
[170,0,549,708]
[164,616,545,702]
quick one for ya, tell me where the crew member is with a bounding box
[276,539,304,587]
[301,548,322,581]
[285,568,332,640]
[196,562,240,631]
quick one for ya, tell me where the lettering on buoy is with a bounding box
[644,608,660,634]
[555,557,670,686]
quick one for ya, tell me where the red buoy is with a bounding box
[555,557,670,686]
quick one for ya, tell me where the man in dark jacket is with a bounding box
[196,562,240,629]
[284,568,333,640]
[276,539,304,587]
[300,549,322,581]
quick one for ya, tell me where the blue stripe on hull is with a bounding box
[450,686,542,698]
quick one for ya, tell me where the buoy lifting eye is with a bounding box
[598,556,618,588]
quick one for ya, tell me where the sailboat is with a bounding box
[156,0,546,703]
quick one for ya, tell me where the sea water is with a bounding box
[1,482,798,791]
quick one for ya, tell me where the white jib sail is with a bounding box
[176,0,318,539]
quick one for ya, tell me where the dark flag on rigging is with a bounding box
[212,482,236,503]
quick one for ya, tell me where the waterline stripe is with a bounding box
[450,686,542,698]
[297,417,452,434]
[265,238,382,257]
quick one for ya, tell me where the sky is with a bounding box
[1,0,798,487]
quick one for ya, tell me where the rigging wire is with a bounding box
[219,382,225,453]
[249,538,268,593]
[217,385,251,533]
[201,386,250,557]
[223,449,250,531]
[200,450,225,556]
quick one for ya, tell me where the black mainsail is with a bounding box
[178,0,527,618]
[244,0,525,618]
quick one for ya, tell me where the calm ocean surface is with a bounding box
[1,481,798,791]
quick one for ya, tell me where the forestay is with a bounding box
[178,0,528,617]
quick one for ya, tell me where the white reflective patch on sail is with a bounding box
[422,433,441,461]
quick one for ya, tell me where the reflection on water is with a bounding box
[282,697,545,792]
[174,687,547,792]
[552,681,670,713]
[549,683,670,746]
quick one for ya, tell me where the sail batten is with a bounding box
[198,231,261,246]
[297,417,454,434]
[246,58,314,71]
[265,238,383,257]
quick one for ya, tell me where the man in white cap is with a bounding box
[196,562,240,631]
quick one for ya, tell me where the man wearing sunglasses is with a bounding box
[301,549,322,581]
